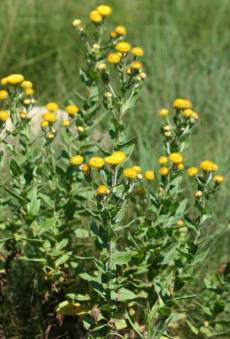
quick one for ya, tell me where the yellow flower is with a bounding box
[107,53,121,64]
[131,47,144,57]
[187,167,199,177]
[21,80,33,89]
[176,163,184,170]
[96,5,112,16]
[24,88,34,96]
[115,25,126,36]
[144,170,155,181]
[41,120,49,128]
[72,19,82,28]
[47,132,55,140]
[130,61,142,70]
[1,77,9,86]
[159,108,169,118]
[158,156,168,165]
[0,90,8,100]
[7,74,24,85]
[19,111,27,119]
[96,184,110,196]
[89,10,103,23]
[81,164,90,173]
[191,112,199,120]
[104,151,126,166]
[115,41,131,53]
[70,155,84,166]
[213,175,224,184]
[169,152,183,164]
[132,166,142,174]
[77,126,85,133]
[63,119,70,127]
[200,160,218,172]
[160,167,169,176]
[46,102,59,112]
[123,167,138,180]
[182,108,194,118]
[89,156,105,169]
[42,112,57,123]
[110,31,117,38]
[173,98,192,109]
[0,110,10,121]
[65,104,79,116]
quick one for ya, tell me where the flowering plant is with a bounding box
[0,4,227,338]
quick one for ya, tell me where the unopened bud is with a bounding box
[195,190,202,198]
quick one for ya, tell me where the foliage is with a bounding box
[0,4,228,339]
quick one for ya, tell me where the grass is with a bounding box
[0,0,229,261]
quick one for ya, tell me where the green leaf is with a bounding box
[10,159,22,176]
[55,252,72,267]
[112,251,137,266]
[186,320,199,335]
[27,187,40,217]
[75,228,89,238]
[112,288,137,302]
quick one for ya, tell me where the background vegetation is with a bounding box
[0,0,229,271]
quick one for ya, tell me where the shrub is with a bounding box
[0,4,228,339]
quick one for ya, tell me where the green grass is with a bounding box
[1,0,229,260]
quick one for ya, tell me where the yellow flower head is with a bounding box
[132,166,142,174]
[24,88,34,96]
[173,98,192,110]
[107,53,121,64]
[144,170,155,181]
[213,175,224,184]
[191,112,199,120]
[169,152,183,164]
[115,25,126,36]
[96,184,110,196]
[41,120,49,128]
[200,160,218,172]
[115,41,131,53]
[0,110,10,122]
[131,47,144,57]
[89,156,105,169]
[72,19,82,28]
[176,163,184,170]
[0,90,8,100]
[187,167,199,177]
[104,151,126,166]
[47,132,55,140]
[97,5,112,16]
[158,156,168,165]
[7,74,24,85]
[89,10,103,23]
[81,164,90,173]
[70,155,84,166]
[182,108,194,118]
[1,77,9,86]
[130,60,143,70]
[63,119,70,127]
[159,108,169,118]
[160,167,169,176]
[110,31,117,38]
[19,111,27,119]
[65,104,79,116]
[21,80,33,89]
[46,102,59,112]
[42,112,57,123]
[123,167,138,180]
